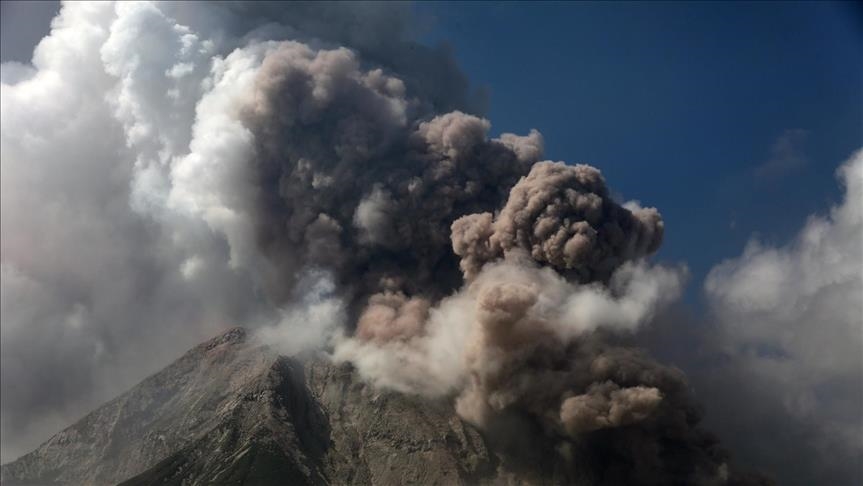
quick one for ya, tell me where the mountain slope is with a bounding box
[0,328,510,485]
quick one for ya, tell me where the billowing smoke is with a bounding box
[333,160,758,482]
[1,2,789,484]
[451,161,663,281]
[1,0,486,461]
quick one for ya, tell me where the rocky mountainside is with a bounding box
[0,328,552,486]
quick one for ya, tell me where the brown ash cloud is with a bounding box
[1,3,776,484]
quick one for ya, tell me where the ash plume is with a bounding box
[452,161,663,282]
[335,162,749,483]
[2,2,778,484]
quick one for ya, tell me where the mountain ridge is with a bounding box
[0,327,524,485]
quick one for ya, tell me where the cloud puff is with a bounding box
[702,149,863,484]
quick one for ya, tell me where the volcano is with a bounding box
[0,328,556,485]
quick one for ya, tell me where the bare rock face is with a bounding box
[0,328,526,486]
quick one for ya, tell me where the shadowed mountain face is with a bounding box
[0,328,549,486]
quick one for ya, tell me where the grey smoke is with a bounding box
[0,0,487,461]
[2,3,854,485]
[241,56,543,305]
[451,161,663,282]
[560,382,663,435]
[0,4,740,483]
[334,154,753,484]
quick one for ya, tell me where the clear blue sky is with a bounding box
[414,1,862,303]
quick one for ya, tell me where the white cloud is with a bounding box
[0,2,263,461]
[705,149,863,470]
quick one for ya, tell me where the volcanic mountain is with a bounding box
[0,327,565,486]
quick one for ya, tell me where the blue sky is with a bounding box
[414,1,862,302]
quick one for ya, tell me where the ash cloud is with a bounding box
[1,0,489,461]
[560,382,663,435]
[334,165,752,483]
[1,2,841,484]
[235,42,540,307]
[452,161,663,282]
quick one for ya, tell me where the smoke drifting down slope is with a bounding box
[1,2,774,484]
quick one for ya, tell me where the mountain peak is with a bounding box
[202,326,248,350]
[1,329,512,486]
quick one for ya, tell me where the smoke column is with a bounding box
[1,2,784,484]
